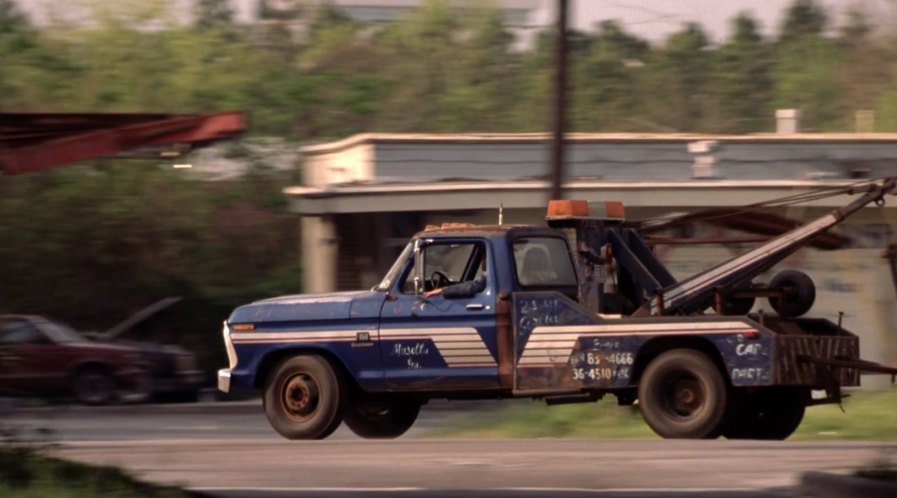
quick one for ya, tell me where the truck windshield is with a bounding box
[373,243,412,291]
[513,237,577,288]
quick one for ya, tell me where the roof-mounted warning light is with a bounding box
[423,222,477,231]
[546,200,625,221]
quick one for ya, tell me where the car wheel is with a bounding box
[72,368,116,406]
[344,396,420,439]
[119,373,153,404]
[264,355,345,440]
[638,349,730,439]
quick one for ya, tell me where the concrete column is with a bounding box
[301,216,338,293]
[776,109,800,134]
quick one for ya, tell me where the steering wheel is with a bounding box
[429,271,451,289]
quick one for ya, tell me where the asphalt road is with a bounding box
[3,400,895,497]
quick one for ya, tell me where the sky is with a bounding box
[16,0,897,44]
[538,0,896,43]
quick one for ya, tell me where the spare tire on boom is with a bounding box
[768,270,816,318]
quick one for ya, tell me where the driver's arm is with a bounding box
[428,276,486,298]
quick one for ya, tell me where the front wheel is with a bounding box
[264,355,345,440]
[344,396,420,439]
[638,349,730,439]
[72,368,116,405]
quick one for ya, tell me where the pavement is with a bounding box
[2,399,896,498]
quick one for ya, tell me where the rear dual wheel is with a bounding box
[638,349,730,439]
[344,396,421,439]
[724,387,807,440]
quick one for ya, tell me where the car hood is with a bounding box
[228,291,385,324]
[63,341,138,355]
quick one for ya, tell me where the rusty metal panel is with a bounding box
[496,292,515,389]
[774,335,860,386]
[0,112,246,174]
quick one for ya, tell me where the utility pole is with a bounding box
[550,0,569,200]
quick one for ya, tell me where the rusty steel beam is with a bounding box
[0,112,247,174]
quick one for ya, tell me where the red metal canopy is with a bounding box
[0,112,247,174]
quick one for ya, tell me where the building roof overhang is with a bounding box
[300,132,897,156]
[284,179,874,215]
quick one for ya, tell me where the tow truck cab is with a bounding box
[403,225,579,299]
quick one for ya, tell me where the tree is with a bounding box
[0,0,29,37]
[291,5,390,138]
[572,21,648,131]
[375,0,461,131]
[711,13,774,132]
[640,23,712,131]
[778,0,828,43]
[438,7,520,131]
[194,0,234,30]
[773,1,845,130]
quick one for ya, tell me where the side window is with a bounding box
[513,237,577,288]
[400,242,484,294]
[0,320,47,345]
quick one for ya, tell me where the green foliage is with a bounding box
[3,0,896,135]
[710,13,774,133]
[779,0,828,43]
[0,446,193,498]
[640,23,713,132]
[571,21,646,131]
[437,400,657,439]
[194,0,233,30]
[0,162,298,368]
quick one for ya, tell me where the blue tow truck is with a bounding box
[219,178,897,440]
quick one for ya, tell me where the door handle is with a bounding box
[466,304,485,311]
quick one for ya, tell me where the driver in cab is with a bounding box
[423,259,487,298]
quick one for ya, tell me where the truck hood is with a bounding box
[228,291,383,323]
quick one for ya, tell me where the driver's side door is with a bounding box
[0,318,57,394]
[379,239,500,390]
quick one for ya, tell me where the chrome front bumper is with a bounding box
[217,368,232,393]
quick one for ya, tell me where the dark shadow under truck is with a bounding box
[218,178,897,440]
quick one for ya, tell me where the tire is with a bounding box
[119,373,153,404]
[721,281,755,316]
[638,349,730,439]
[72,368,116,406]
[344,396,421,439]
[722,296,755,316]
[768,270,815,318]
[264,355,345,440]
[724,387,807,440]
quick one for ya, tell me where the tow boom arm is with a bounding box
[648,178,896,315]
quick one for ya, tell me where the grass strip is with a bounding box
[437,389,897,440]
[0,446,196,498]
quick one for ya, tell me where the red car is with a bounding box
[0,315,146,405]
